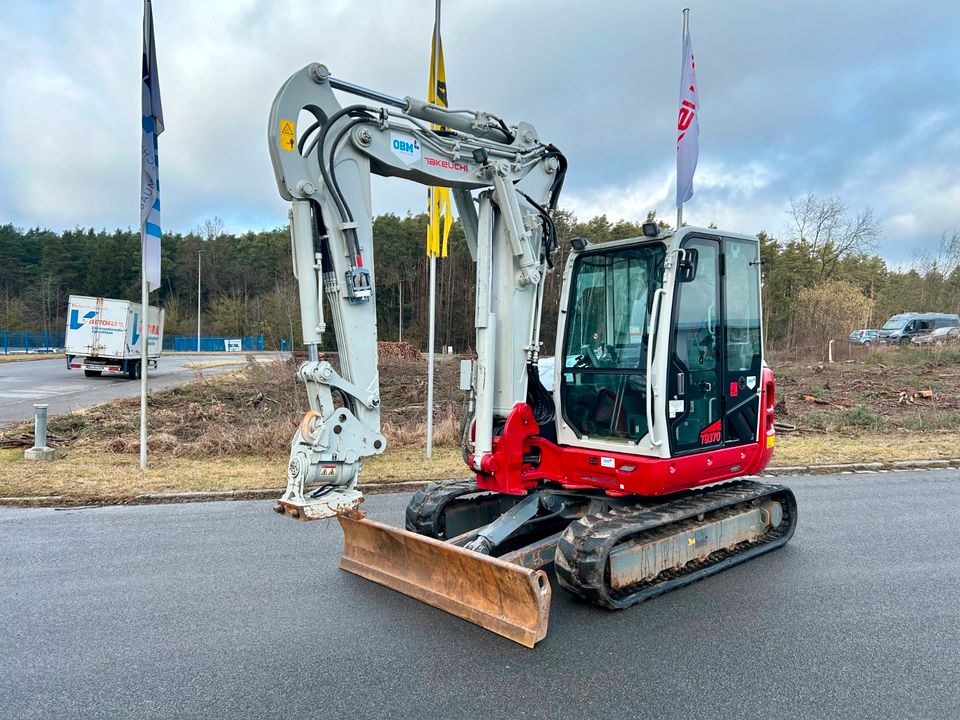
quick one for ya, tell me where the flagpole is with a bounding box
[426,252,436,459]
[140,237,148,470]
[677,7,689,232]
[425,0,442,460]
[139,0,152,472]
[139,0,163,471]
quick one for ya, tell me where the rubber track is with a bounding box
[404,478,482,539]
[554,481,798,609]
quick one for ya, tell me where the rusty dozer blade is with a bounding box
[338,512,551,648]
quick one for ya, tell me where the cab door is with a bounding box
[666,234,764,455]
[721,237,763,446]
[666,236,723,454]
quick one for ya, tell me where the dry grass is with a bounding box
[182,359,254,369]
[362,447,464,483]
[0,446,463,503]
[771,431,960,466]
[0,448,282,501]
[381,406,462,447]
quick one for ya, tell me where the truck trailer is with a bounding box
[64,295,164,380]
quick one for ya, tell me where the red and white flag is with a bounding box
[676,20,699,209]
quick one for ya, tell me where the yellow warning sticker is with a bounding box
[279,119,296,152]
[767,435,776,448]
[688,537,696,545]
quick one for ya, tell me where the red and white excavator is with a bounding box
[267,63,797,647]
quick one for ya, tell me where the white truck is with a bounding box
[64,295,165,380]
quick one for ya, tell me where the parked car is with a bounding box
[911,326,960,345]
[878,312,960,344]
[848,329,879,346]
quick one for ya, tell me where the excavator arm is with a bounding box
[267,63,565,520]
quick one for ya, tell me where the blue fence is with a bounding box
[163,335,266,352]
[1,330,66,354]
[1,330,267,354]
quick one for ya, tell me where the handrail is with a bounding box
[646,288,666,447]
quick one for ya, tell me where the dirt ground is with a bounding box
[774,344,960,433]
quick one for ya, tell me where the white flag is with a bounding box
[141,0,164,292]
[676,23,699,209]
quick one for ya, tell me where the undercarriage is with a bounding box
[337,478,797,646]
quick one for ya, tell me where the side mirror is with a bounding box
[678,248,699,282]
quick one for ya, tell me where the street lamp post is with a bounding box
[197,249,202,353]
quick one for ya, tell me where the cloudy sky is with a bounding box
[1,0,958,263]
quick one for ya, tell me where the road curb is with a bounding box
[132,480,434,503]
[0,495,65,504]
[136,489,283,502]
[763,459,960,476]
[3,461,958,508]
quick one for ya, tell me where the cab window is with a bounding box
[561,244,665,440]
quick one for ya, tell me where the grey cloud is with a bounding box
[0,0,957,265]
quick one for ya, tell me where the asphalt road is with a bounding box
[1,470,958,720]
[0,354,285,426]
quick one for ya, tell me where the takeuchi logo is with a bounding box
[426,156,469,173]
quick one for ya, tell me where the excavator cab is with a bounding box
[556,229,768,476]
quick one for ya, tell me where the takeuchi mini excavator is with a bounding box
[267,63,797,647]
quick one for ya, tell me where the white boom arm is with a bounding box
[268,63,565,519]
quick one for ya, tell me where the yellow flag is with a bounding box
[426,5,452,258]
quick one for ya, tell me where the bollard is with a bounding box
[25,404,55,461]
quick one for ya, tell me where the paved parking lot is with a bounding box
[2,470,958,719]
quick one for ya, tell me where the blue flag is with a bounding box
[140,0,164,292]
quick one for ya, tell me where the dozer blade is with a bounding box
[338,512,551,647]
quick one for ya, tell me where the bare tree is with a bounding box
[935,230,960,276]
[909,247,935,276]
[792,278,873,358]
[199,216,225,243]
[26,273,58,336]
[786,194,881,281]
